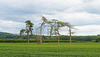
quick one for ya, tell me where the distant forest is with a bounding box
[0,32,97,41]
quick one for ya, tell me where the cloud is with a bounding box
[85,0,100,14]
[74,25,100,36]
[43,12,100,26]
[59,25,100,36]
[0,0,100,35]
[0,0,83,15]
[0,19,25,33]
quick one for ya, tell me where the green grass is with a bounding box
[0,43,100,57]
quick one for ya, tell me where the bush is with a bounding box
[0,39,36,43]
[92,40,96,42]
[96,36,100,42]
[0,39,91,43]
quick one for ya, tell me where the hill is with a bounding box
[0,32,19,39]
[0,32,12,34]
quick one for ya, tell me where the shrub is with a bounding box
[92,40,96,42]
[96,36,100,42]
[0,39,36,43]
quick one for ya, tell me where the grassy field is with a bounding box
[0,43,100,57]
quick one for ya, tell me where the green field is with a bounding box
[0,43,100,57]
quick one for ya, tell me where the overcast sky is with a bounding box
[0,0,100,36]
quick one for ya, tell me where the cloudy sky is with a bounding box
[0,0,100,36]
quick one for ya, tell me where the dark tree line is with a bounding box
[0,33,97,41]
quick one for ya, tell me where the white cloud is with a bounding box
[74,25,100,36]
[59,25,100,36]
[43,12,100,26]
[0,0,100,35]
[0,19,25,33]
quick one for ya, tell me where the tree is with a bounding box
[40,16,47,44]
[36,28,40,44]
[67,24,75,44]
[47,20,55,44]
[53,21,70,44]
[29,22,34,36]
[20,20,34,44]
[62,22,72,44]
[96,36,100,42]
[20,29,26,39]
[69,26,72,44]
[53,21,67,44]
